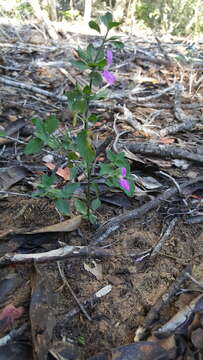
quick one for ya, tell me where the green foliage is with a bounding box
[99,151,135,196]
[59,9,80,21]
[0,0,34,20]
[33,175,80,215]
[89,20,101,33]
[23,12,133,225]
[76,130,96,165]
[135,0,203,35]
[24,116,59,154]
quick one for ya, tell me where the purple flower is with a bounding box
[102,50,116,85]
[119,178,130,192]
[106,50,113,66]
[121,167,127,177]
[102,70,116,85]
[119,167,130,192]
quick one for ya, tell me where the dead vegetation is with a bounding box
[0,21,203,360]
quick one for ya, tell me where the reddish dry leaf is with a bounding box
[159,137,175,144]
[96,156,105,162]
[45,162,56,170]
[190,194,202,200]
[93,122,103,128]
[0,304,24,324]
[56,167,70,181]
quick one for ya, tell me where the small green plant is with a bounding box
[23,12,135,224]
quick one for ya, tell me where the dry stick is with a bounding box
[160,118,197,137]
[150,217,178,258]
[131,102,203,110]
[143,264,192,330]
[154,293,203,337]
[133,53,171,66]
[131,84,175,100]
[185,272,203,290]
[0,323,29,347]
[1,76,203,112]
[0,76,67,103]
[155,37,171,63]
[60,285,112,323]
[0,246,111,267]
[123,142,203,163]
[57,261,92,321]
[93,177,203,244]
[173,83,189,123]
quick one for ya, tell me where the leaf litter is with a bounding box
[0,19,203,360]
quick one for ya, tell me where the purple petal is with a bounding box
[119,177,130,192]
[102,70,116,85]
[121,167,127,177]
[106,50,113,66]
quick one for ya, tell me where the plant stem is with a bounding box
[84,28,109,223]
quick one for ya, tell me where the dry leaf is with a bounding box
[0,166,28,191]
[84,261,103,280]
[45,163,56,170]
[25,216,82,234]
[159,137,175,144]
[56,167,70,181]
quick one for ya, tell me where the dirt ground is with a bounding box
[0,21,203,360]
[0,192,203,358]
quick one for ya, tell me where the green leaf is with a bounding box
[90,183,99,193]
[70,59,89,70]
[110,40,124,49]
[47,136,61,150]
[44,115,59,134]
[88,213,97,224]
[77,47,90,62]
[100,12,113,28]
[70,167,78,180]
[32,118,48,143]
[108,36,120,40]
[90,71,103,86]
[107,151,129,169]
[93,89,108,100]
[87,44,97,62]
[108,21,122,29]
[95,58,107,70]
[83,85,91,95]
[68,151,79,161]
[67,88,82,111]
[95,49,105,62]
[88,114,98,123]
[61,183,80,197]
[41,174,56,187]
[24,138,44,154]
[0,131,6,137]
[91,198,101,210]
[76,130,96,165]
[89,20,101,33]
[99,163,114,176]
[75,199,88,215]
[55,199,69,214]
[72,99,87,113]
[32,189,46,197]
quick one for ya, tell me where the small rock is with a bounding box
[42,154,54,163]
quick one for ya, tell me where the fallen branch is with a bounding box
[93,177,203,244]
[0,246,111,267]
[59,285,112,323]
[0,76,67,102]
[144,265,192,330]
[160,119,197,137]
[122,142,203,164]
[130,102,203,110]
